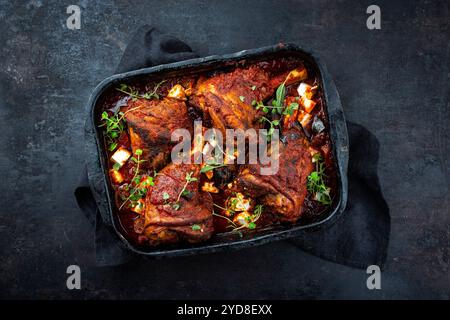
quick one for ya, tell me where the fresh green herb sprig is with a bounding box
[142,80,166,99]
[200,159,228,173]
[100,111,125,151]
[200,140,236,173]
[212,202,264,231]
[213,201,235,216]
[307,154,332,205]
[119,149,154,210]
[272,83,300,116]
[231,204,264,230]
[257,81,288,114]
[101,81,167,151]
[116,84,140,100]
[283,102,299,116]
[252,100,298,116]
[247,204,264,229]
[116,80,166,101]
[258,116,280,141]
[169,171,198,210]
[212,209,238,226]
[251,81,298,141]
[273,82,286,113]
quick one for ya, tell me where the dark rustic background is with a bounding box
[0,0,448,299]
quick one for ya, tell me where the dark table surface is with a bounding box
[0,0,448,299]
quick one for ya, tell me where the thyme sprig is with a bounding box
[200,159,228,173]
[252,80,298,141]
[258,116,280,141]
[119,149,154,210]
[249,204,264,229]
[100,111,125,151]
[100,81,167,151]
[307,154,332,205]
[116,80,166,101]
[252,100,299,116]
[213,202,235,216]
[169,171,198,210]
[212,203,264,232]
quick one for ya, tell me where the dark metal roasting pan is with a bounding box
[84,43,349,257]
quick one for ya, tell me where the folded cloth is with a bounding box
[75,26,390,268]
[116,25,198,74]
[75,166,133,265]
[289,122,390,269]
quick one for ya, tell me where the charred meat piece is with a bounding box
[135,163,214,245]
[190,62,307,133]
[233,126,314,222]
[122,97,193,171]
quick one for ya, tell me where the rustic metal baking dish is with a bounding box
[84,43,349,257]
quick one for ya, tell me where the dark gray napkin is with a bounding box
[75,26,390,268]
[289,122,390,269]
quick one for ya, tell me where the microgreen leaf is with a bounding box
[200,162,227,173]
[108,142,118,151]
[99,111,125,152]
[181,189,191,198]
[118,149,152,210]
[115,80,166,101]
[275,83,286,109]
[307,156,332,206]
[283,102,299,116]
[166,171,198,209]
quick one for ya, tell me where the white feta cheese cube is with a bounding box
[111,147,131,167]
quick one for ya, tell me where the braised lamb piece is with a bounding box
[232,126,314,222]
[134,162,214,245]
[122,96,193,171]
[190,62,307,133]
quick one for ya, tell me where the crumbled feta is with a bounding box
[227,193,251,212]
[233,212,251,227]
[298,111,312,128]
[130,199,145,214]
[202,182,219,193]
[111,147,131,167]
[300,96,317,113]
[109,169,124,184]
[167,84,186,100]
